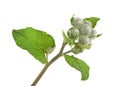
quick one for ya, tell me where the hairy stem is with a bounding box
[31,42,67,86]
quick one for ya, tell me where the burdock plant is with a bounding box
[12,16,101,86]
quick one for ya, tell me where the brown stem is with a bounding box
[31,42,67,86]
[63,50,72,55]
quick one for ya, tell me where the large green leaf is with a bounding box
[12,27,55,64]
[84,17,100,28]
[64,55,90,80]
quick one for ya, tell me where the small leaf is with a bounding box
[97,34,102,37]
[84,17,100,28]
[64,55,90,80]
[70,16,75,25]
[12,27,55,64]
[62,30,74,46]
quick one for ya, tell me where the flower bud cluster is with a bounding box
[68,16,97,45]
[67,16,98,54]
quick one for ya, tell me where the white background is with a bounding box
[0,0,120,86]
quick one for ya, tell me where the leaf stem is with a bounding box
[63,50,72,55]
[31,41,67,86]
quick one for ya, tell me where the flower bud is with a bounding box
[71,46,83,54]
[67,28,79,40]
[78,36,91,45]
[84,20,92,27]
[90,30,97,39]
[79,24,92,36]
[71,17,83,29]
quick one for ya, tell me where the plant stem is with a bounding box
[31,42,67,86]
[63,50,72,55]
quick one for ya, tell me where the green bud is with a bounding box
[77,43,91,49]
[71,46,83,54]
[67,28,79,40]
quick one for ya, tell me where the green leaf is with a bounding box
[12,27,55,64]
[64,55,90,80]
[97,34,102,37]
[70,15,74,25]
[62,30,74,46]
[84,17,100,28]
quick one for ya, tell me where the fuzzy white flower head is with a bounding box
[67,28,80,40]
[79,24,92,36]
[71,16,84,29]
[78,36,91,45]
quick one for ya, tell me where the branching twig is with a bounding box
[31,41,67,86]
